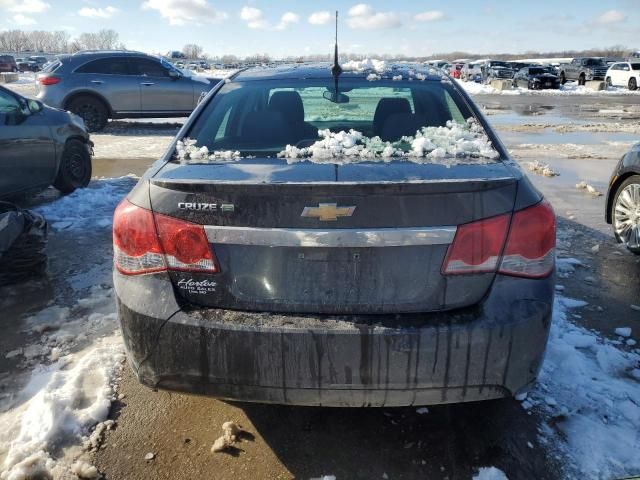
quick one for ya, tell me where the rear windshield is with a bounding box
[530,68,551,75]
[181,78,499,164]
[41,60,60,73]
[0,56,14,62]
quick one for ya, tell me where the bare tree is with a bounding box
[69,29,124,52]
[182,44,204,59]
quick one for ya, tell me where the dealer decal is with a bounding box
[177,278,217,295]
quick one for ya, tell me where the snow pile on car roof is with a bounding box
[342,58,387,73]
[278,119,499,164]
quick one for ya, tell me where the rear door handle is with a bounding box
[141,82,155,86]
[90,80,103,84]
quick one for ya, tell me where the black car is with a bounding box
[606,144,640,254]
[113,64,556,407]
[0,85,92,197]
[513,66,560,90]
[15,58,40,72]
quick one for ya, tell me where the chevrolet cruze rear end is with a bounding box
[113,64,556,406]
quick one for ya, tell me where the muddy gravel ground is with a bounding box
[1,83,640,479]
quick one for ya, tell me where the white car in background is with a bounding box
[605,62,640,90]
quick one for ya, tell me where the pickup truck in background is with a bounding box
[558,57,609,85]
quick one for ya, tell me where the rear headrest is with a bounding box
[380,113,426,142]
[241,111,289,143]
[373,98,412,137]
[269,91,305,124]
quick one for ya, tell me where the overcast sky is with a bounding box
[1,0,638,57]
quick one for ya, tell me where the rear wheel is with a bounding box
[53,139,92,195]
[629,78,638,91]
[611,175,640,254]
[606,76,612,88]
[560,72,566,85]
[578,74,586,86]
[67,95,108,132]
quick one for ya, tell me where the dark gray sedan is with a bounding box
[113,64,556,407]
[0,85,92,197]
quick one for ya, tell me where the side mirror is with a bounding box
[28,99,43,114]
[169,69,182,80]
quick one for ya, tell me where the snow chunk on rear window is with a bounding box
[278,119,500,165]
[175,138,240,164]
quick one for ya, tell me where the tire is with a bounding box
[560,72,566,85]
[606,77,612,88]
[53,139,92,195]
[67,95,108,132]
[630,78,638,91]
[611,175,640,254]
[578,74,586,86]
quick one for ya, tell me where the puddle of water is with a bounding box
[498,129,639,146]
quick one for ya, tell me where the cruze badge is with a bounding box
[301,203,356,221]
[178,202,234,212]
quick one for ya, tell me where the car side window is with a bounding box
[129,58,170,78]
[76,58,130,75]
[623,64,630,71]
[0,89,21,114]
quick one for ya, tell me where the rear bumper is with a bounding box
[115,271,553,407]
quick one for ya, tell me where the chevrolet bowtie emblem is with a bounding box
[301,203,356,221]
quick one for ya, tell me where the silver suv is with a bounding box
[36,51,219,131]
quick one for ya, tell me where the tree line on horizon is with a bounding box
[0,28,634,62]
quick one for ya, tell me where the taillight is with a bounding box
[499,200,556,278]
[442,214,510,274]
[442,201,556,279]
[38,76,60,86]
[155,214,218,272]
[113,200,218,275]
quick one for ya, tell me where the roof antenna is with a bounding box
[331,10,342,77]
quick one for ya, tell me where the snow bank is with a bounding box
[457,79,640,96]
[278,119,499,165]
[0,335,123,480]
[524,288,640,479]
[35,176,136,230]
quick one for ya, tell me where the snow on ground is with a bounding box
[522,267,640,479]
[0,178,132,480]
[34,176,136,230]
[457,79,640,96]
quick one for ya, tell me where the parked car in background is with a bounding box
[0,55,18,73]
[28,56,49,69]
[199,61,210,70]
[35,51,218,132]
[167,51,186,59]
[0,85,92,197]
[481,60,516,84]
[606,62,640,91]
[174,61,185,69]
[558,57,608,85]
[113,64,556,407]
[606,143,640,254]
[186,62,200,71]
[512,66,560,90]
[450,63,463,79]
[461,62,482,82]
[15,58,39,72]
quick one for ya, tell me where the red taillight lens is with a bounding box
[442,214,510,275]
[38,76,60,86]
[112,200,219,275]
[499,200,556,278]
[155,214,219,273]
